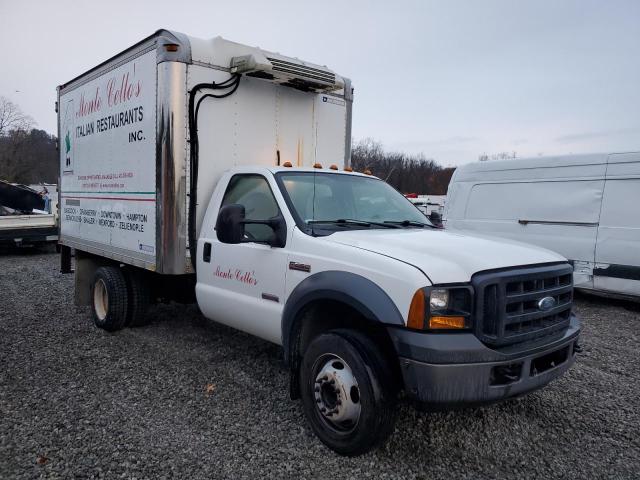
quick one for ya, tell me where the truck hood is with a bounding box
[325,228,566,284]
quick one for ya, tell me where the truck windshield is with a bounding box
[275,171,431,233]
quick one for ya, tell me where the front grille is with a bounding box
[473,264,573,347]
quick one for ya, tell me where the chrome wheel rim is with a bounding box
[312,354,361,432]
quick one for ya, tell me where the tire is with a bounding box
[299,328,398,456]
[91,266,128,332]
[124,269,150,327]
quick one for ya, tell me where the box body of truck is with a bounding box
[57,29,352,275]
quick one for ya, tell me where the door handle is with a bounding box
[203,242,212,262]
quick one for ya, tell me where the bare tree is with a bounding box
[351,139,455,195]
[0,96,34,136]
[0,129,58,183]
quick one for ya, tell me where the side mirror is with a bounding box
[216,204,246,244]
[429,211,443,228]
[215,204,287,248]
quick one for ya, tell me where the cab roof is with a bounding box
[267,166,371,177]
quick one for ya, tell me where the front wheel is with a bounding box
[299,329,397,456]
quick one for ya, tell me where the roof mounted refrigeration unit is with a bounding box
[230,51,343,93]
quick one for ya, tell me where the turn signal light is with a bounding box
[407,289,426,329]
[429,316,466,329]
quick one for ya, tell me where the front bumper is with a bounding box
[388,313,580,407]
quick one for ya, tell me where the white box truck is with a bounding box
[58,30,581,455]
[445,152,640,301]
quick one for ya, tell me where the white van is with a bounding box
[445,152,640,300]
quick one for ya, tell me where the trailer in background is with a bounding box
[0,181,58,247]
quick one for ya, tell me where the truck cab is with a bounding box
[194,164,581,455]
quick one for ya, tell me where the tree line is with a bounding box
[0,97,58,184]
[351,138,455,195]
[0,97,456,194]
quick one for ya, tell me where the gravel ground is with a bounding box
[1,250,638,479]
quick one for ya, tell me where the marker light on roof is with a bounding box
[313,163,323,169]
[364,169,372,175]
[329,164,338,170]
[344,166,353,172]
[283,161,293,167]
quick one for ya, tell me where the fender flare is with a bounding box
[281,270,405,366]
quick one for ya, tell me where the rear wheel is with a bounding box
[124,269,151,327]
[300,329,397,456]
[91,266,128,332]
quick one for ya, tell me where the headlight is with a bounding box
[407,286,473,331]
[429,289,449,310]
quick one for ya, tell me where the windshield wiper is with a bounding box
[384,220,432,228]
[308,219,399,229]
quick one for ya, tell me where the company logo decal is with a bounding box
[215,266,258,286]
[64,130,72,167]
[537,296,557,311]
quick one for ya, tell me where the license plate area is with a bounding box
[530,346,570,376]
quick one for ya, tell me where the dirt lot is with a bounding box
[1,249,638,479]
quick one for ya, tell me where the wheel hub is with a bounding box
[313,356,361,429]
[94,278,109,321]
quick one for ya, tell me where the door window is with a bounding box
[220,175,280,242]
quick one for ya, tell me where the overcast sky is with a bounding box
[1,0,638,166]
